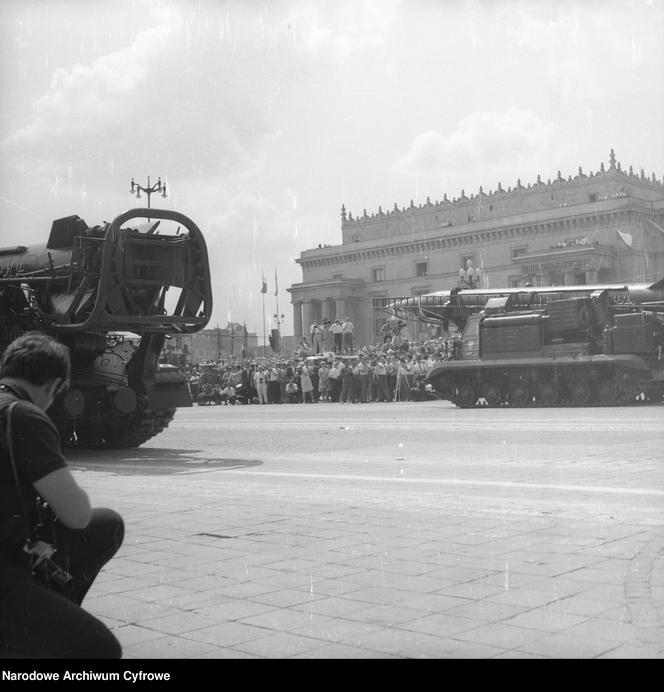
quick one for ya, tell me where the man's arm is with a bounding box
[33,467,92,529]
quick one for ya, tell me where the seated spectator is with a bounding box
[219,384,237,405]
[285,379,299,403]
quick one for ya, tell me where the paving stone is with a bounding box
[233,631,329,658]
[180,620,271,647]
[123,635,220,659]
[452,622,541,650]
[516,632,622,658]
[503,608,589,633]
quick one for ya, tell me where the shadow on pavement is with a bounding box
[65,447,263,476]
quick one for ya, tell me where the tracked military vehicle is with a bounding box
[0,208,213,446]
[388,280,664,407]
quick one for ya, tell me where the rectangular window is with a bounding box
[412,286,431,297]
[460,253,477,271]
[508,275,523,288]
[415,260,428,277]
[511,247,528,260]
[371,267,385,282]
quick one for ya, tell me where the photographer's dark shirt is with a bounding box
[0,381,66,564]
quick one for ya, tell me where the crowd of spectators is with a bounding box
[183,318,462,406]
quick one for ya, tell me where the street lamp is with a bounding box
[459,260,482,289]
[129,176,167,221]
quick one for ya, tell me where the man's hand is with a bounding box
[23,540,57,566]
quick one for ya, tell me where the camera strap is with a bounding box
[3,400,35,545]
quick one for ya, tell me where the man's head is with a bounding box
[0,332,70,410]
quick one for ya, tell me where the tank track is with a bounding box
[431,364,663,408]
[62,407,176,449]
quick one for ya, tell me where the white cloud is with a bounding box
[391,108,556,197]
[4,15,173,150]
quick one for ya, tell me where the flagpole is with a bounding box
[262,294,266,354]
[275,267,279,327]
[261,272,268,355]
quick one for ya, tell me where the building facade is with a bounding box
[288,150,664,347]
[163,323,258,365]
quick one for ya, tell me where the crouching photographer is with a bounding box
[0,333,124,658]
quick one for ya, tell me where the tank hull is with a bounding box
[427,354,664,408]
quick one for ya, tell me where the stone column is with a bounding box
[292,301,303,340]
[347,298,362,347]
[322,298,335,322]
[302,300,317,338]
[335,298,346,321]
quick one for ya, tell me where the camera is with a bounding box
[31,554,74,591]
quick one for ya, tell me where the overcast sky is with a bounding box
[1,0,663,336]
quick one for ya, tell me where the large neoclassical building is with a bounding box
[288,150,664,347]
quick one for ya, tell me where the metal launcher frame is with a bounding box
[48,208,213,335]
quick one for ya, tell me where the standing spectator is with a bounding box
[300,364,315,403]
[267,364,280,403]
[228,366,242,388]
[341,317,354,353]
[394,359,410,401]
[351,362,361,403]
[277,362,288,403]
[243,364,258,403]
[254,367,268,404]
[386,354,398,401]
[321,319,331,353]
[357,357,372,403]
[373,357,391,402]
[310,363,320,401]
[328,360,341,402]
[188,369,200,401]
[318,361,331,401]
[330,320,343,354]
[339,362,355,403]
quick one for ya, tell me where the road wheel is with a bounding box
[483,382,503,407]
[597,379,619,406]
[509,382,531,407]
[456,384,477,408]
[570,379,595,406]
[536,381,560,406]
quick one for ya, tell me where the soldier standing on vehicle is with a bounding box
[341,317,354,354]
[310,321,323,354]
[330,320,343,354]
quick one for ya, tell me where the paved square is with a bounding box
[66,401,663,659]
